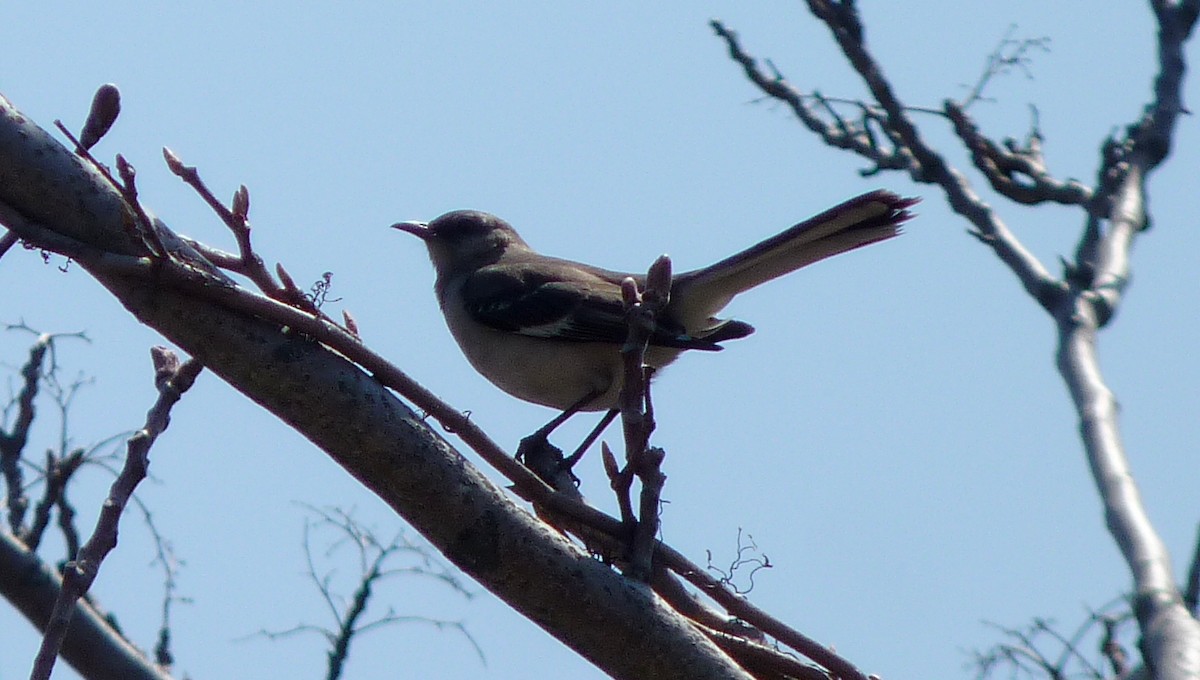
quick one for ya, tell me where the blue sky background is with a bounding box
[1,3,1197,679]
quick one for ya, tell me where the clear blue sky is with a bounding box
[2,3,1197,679]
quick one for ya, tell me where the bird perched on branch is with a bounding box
[394,190,916,445]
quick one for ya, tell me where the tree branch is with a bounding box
[945,101,1091,206]
[710,20,917,176]
[1,335,49,535]
[0,532,173,680]
[710,13,1063,311]
[1054,3,1200,677]
[715,2,1200,677]
[0,91,754,680]
[30,348,201,680]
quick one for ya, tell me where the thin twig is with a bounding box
[162,149,291,301]
[710,19,918,176]
[615,256,671,582]
[0,335,49,535]
[29,349,201,680]
[24,447,84,552]
[250,506,481,680]
[956,25,1051,110]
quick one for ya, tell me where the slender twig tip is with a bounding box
[162,147,185,175]
[232,185,250,220]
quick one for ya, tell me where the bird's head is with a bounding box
[392,210,528,277]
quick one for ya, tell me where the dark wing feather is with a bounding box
[461,263,724,350]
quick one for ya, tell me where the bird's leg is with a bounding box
[534,390,600,441]
[560,408,619,472]
[515,389,603,490]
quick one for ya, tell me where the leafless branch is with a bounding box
[609,256,672,582]
[975,606,1135,680]
[162,146,342,324]
[1,328,91,540]
[164,149,283,290]
[1099,613,1131,678]
[119,492,187,668]
[956,25,1051,109]
[945,101,1092,205]
[1053,4,1200,675]
[0,86,898,680]
[29,348,201,680]
[714,2,1200,677]
[24,447,84,552]
[1,336,48,535]
[56,108,168,261]
[0,532,174,680]
[251,506,480,680]
[706,529,772,596]
[710,20,917,177]
[711,14,1061,310]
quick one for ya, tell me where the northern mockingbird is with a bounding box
[394,190,916,441]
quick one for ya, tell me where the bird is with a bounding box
[394,189,916,448]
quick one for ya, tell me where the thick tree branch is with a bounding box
[0,92,754,680]
[1054,5,1200,677]
[0,532,173,680]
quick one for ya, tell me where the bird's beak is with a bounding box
[391,221,430,240]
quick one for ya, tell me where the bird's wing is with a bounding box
[461,262,723,350]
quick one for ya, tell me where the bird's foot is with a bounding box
[517,432,580,492]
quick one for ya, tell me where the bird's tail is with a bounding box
[669,190,918,329]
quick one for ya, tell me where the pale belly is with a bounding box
[441,297,684,411]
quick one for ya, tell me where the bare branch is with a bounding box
[711,13,1062,311]
[714,3,1200,678]
[975,607,1135,680]
[1053,4,1200,676]
[29,348,200,680]
[608,256,673,582]
[163,148,302,306]
[254,507,480,680]
[710,19,917,176]
[0,532,173,680]
[956,25,1051,110]
[24,447,84,552]
[1,328,90,541]
[945,101,1091,205]
[698,624,830,680]
[706,529,772,596]
[1,335,48,535]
